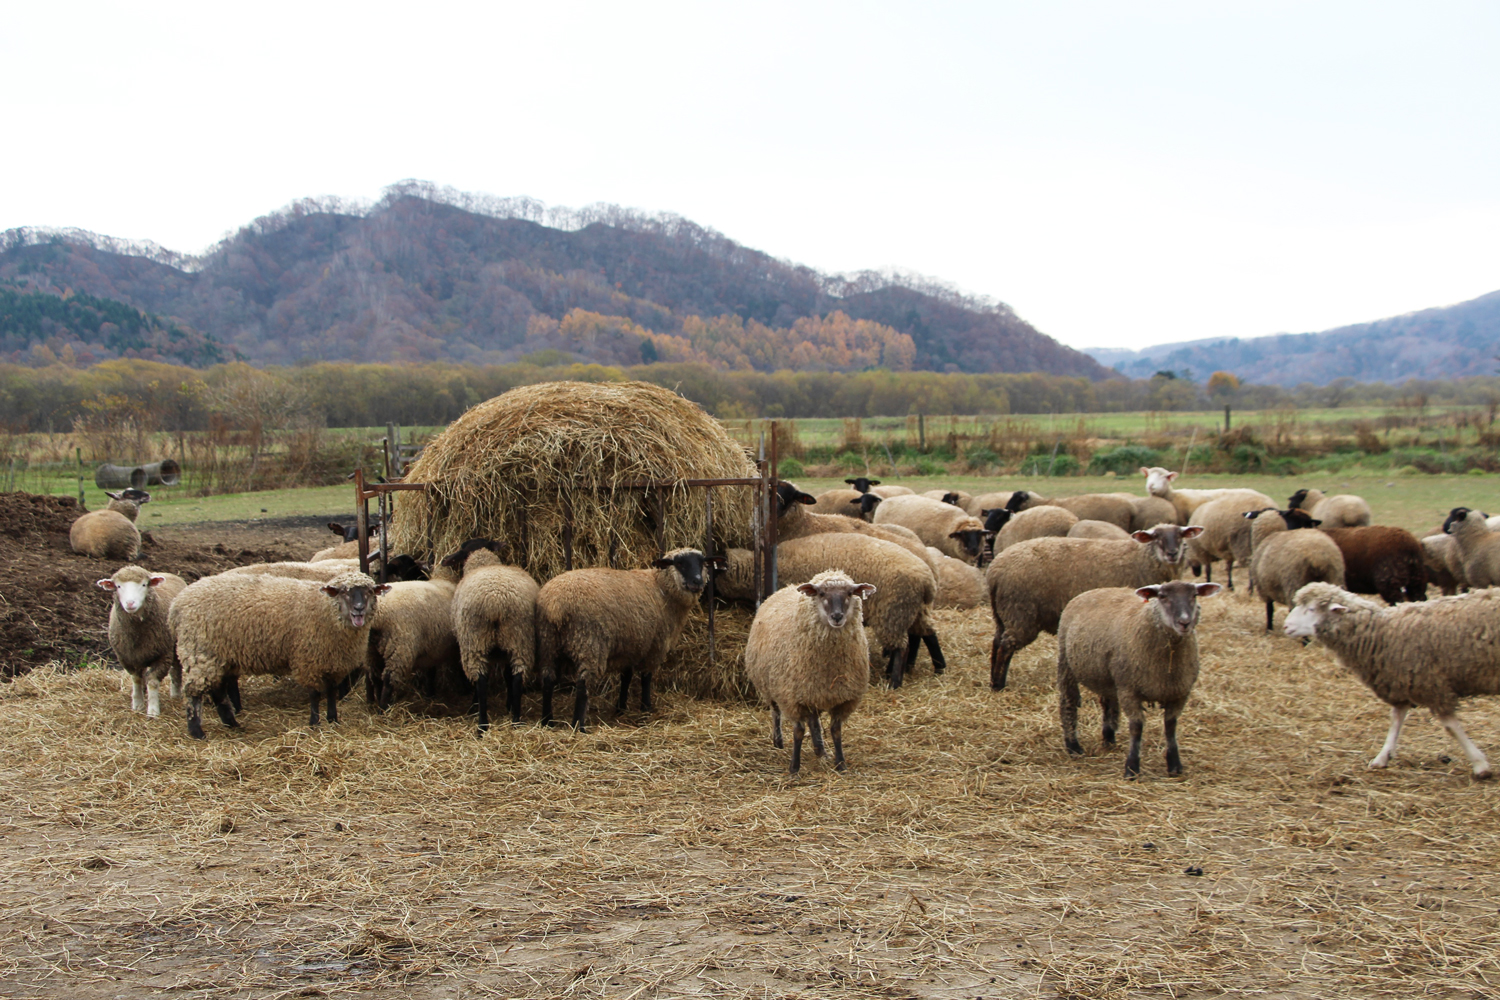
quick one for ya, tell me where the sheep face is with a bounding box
[382,554,431,581]
[321,578,392,629]
[851,494,882,519]
[1140,466,1178,496]
[941,492,961,506]
[328,518,382,542]
[948,527,987,560]
[1277,508,1320,529]
[1284,593,1346,639]
[1004,491,1031,513]
[775,483,817,517]
[1443,507,1478,535]
[1136,581,1221,636]
[980,508,1012,533]
[651,550,724,595]
[107,488,151,505]
[1287,489,1312,509]
[97,571,167,616]
[1130,524,1202,565]
[795,577,877,629]
[844,477,880,493]
[439,537,507,570]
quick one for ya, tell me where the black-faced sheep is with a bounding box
[1058,580,1222,777]
[773,483,941,572]
[536,548,718,732]
[1286,488,1372,529]
[440,539,540,731]
[744,570,876,773]
[1286,582,1500,779]
[1248,513,1345,631]
[871,494,988,564]
[1442,507,1500,590]
[1420,532,1463,596]
[985,524,1203,691]
[363,579,460,713]
[811,488,868,519]
[97,566,187,717]
[171,570,389,738]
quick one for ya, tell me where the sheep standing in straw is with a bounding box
[745,570,876,774]
[1057,580,1221,778]
[97,566,187,717]
[1286,582,1500,778]
[171,570,389,739]
[537,548,719,731]
[441,538,539,732]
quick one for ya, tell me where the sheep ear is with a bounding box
[947,530,968,540]
[651,558,675,569]
[96,579,116,591]
[321,585,342,598]
[1309,518,1322,527]
[852,583,877,599]
[373,584,393,596]
[868,479,880,486]
[105,490,121,501]
[147,575,166,587]
[710,555,728,568]
[1131,530,1156,543]
[795,491,816,505]
[844,478,857,485]
[1180,525,1204,539]
[1138,467,1151,476]
[796,583,821,597]
[1135,586,1161,601]
[1166,471,1179,481]
[1195,583,1223,598]
[328,522,347,535]
[1328,603,1349,615]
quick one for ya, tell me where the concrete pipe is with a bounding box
[94,459,181,490]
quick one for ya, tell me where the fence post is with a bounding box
[918,413,926,453]
[76,447,85,505]
[1224,404,1231,433]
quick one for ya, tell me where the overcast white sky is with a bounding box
[2,1,1496,353]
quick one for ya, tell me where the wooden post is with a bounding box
[1224,404,1231,433]
[386,422,400,477]
[704,489,716,671]
[918,412,925,452]
[355,468,371,576]
[768,421,779,594]
[76,447,85,505]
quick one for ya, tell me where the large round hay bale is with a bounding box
[389,380,758,585]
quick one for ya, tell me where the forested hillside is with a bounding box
[0,287,226,367]
[0,182,1113,378]
[1090,288,1500,386]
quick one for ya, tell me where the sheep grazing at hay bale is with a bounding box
[390,381,760,700]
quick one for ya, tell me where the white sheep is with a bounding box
[170,570,390,739]
[96,566,187,717]
[1286,488,1372,529]
[1139,466,1249,523]
[70,493,145,560]
[1185,489,1275,589]
[1443,507,1500,589]
[925,546,985,609]
[364,578,460,712]
[1286,582,1500,779]
[994,504,1078,552]
[440,539,540,732]
[1057,580,1221,777]
[744,570,876,773]
[1067,519,1131,541]
[536,549,718,732]
[872,494,988,563]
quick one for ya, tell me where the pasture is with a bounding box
[2,473,1499,998]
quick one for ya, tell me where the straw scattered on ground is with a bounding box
[4,589,1499,999]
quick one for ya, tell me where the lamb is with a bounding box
[1184,489,1276,589]
[1318,525,1427,603]
[1442,507,1500,590]
[994,504,1078,552]
[1285,582,1500,779]
[1067,519,1131,541]
[715,533,941,687]
[440,539,540,731]
[537,548,718,732]
[926,546,985,609]
[70,493,147,560]
[1057,581,1222,777]
[1248,513,1346,631]
[871,494,989,563]
[986,524,1202,691]
[171,570,389,739]
[811,488,868,519]
[96,566,187,717]
[363,578,460,714]
[744,570,876,773]
[1286,488,1372,529]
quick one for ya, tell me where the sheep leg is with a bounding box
[640,672,653,713]
[506,667,523,726]
[830,711,848,771]
[572,677,589,733]
[1436,713,1492,779]
[309,689,321,727]
[904,633,922,674]
[130,674,147,714]
[1100,693,1119,746]
[169,660,182,699]
[807,711,826,758]
[771,703,784,749]
[209,683,238,728]
[1123,699,1146,778]
[187,695,205,740]
[1264,600,1275,632]
[541,679,555,728]
[146,677,162,719]
[790,716,806,774]
[1163,700,1186,776]
[990,634,1015,692]
[922,633,946,674]
[1224,558,1234,591]
[1369,705,1411,769]
[616,667,633,715]
[1058,668,1083,755]
[226,676,242,713]
[475,671,491,733]
[326,677,340,724]
[884,645,906,689]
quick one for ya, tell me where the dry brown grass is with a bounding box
[3,592,1500,998]
[389,381,758,582]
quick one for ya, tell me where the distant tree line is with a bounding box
[3,359,1499,435]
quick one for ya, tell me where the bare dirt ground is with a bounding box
[2,501,1500,998]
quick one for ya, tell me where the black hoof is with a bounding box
[1065,739,1084,756]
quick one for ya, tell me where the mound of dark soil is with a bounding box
[0,492,311,676]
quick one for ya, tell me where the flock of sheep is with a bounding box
[81,465,1500,780]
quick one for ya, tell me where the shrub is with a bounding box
[914,455,947,476]
[1020,453,1079,476]
[1088,445,1160,475]
[777,457,805,478]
